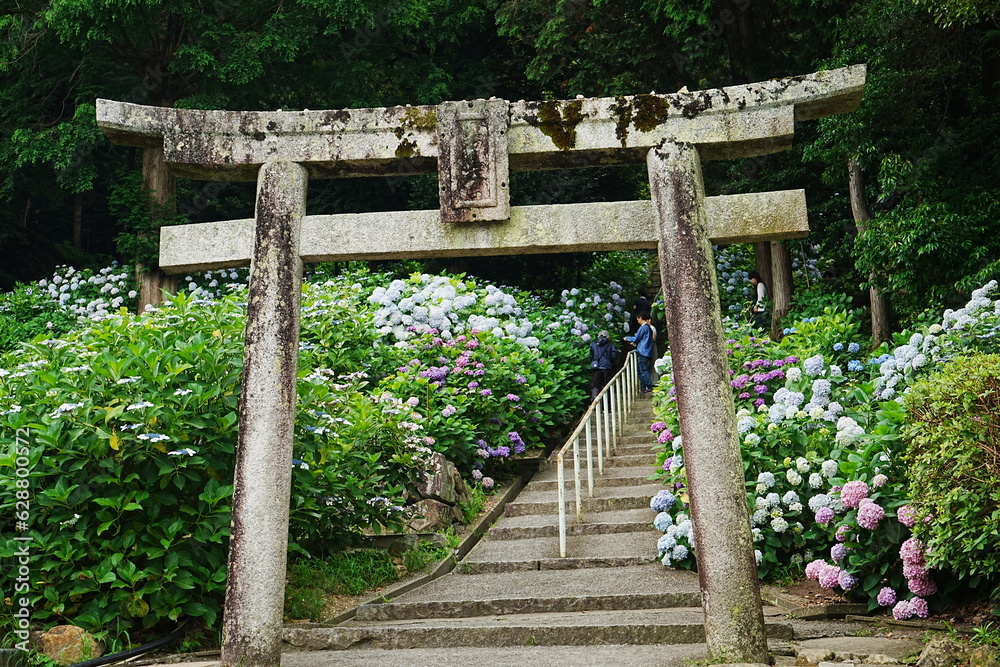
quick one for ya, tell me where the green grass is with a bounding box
[284,549,400,621]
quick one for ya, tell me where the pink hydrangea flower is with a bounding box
[900,537,927,565]
[896,505,917,528]
[892,599,915,620]
[908,575,937,597]
[840,480,869,509]
[836,524,851,542]
[818,564,842,589]
[857,498,885,530]
[805,559,826,581]
[910,597,929,618]
[903,561,926,579]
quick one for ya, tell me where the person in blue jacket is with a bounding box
[625,312,656,393]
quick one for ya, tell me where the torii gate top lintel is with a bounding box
[96,65,864,273]
[96,65,864,182]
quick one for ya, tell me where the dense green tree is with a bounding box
[807,0,1000,326]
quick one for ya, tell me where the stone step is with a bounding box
[524,474,655,494]
[491,507,655,531]
[278,643,711,667]
[355,565,700,621]
[284,608,793,651]
[607,453,657,467]
[488,518,652,540]
[615,443,658,456]
[530,464,655,484]
[458,529,660,573]
[504,483,663,517]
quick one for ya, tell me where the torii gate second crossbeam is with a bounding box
[97,64,865,666]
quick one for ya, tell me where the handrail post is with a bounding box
[596,398,605,474]
[610,383,618,452]
[585,416,594,496]
[604,389,612,461]
[557,454,567,557]
[573,435,583,522]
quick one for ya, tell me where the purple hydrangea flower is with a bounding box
[876,587,897,607]
[910,597,929,618]
[831,544,849,562]
[506,393,520,402]
[838,570,858,591]
[815,507,835,525]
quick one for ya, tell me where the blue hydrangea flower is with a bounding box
[847,360,864,372]
[671,544,689,561]
[657,533,677,553]
[848,342,861,353]
[803,355,825,376]
[650,490,677,512]
[653,512,674,532]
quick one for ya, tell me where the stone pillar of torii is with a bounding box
[96,64,864,666]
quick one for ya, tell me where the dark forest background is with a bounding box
[2,0,998,326]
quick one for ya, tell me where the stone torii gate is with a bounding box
[96,65,864,666]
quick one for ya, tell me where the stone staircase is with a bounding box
[278,397,794,665]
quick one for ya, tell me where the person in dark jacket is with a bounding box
[589,330,618,401]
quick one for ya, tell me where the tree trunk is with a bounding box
[72,194,83,250]
[848,157,890,346]
[137,146,177,309]
[753,241,772,289]
[769,241,792,340]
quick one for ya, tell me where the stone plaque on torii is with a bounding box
[96,65,865,666]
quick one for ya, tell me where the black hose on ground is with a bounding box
[69,618,192,667]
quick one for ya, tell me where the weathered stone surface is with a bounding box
[915,638,971,666]
[437,99,510,222]
[220,161,307,667]
[795,636,925,665]
[96,66,864,180]
[158,189,807,273]
[409,499,462,532]
[35,625,103,666]
[416,452,473,507]
[282,627,366,650]
[649,142,768,663]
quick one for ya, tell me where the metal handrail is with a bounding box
[555,351,640,557]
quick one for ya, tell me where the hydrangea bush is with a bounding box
[0,265,596,639]
[0,289,428,638]
[648,282,1000,614]
[0,264,137,352]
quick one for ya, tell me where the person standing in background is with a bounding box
[629,293,651,335]
[747,271,769,331]
[588,330,618,401]
[625,313,655,393]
